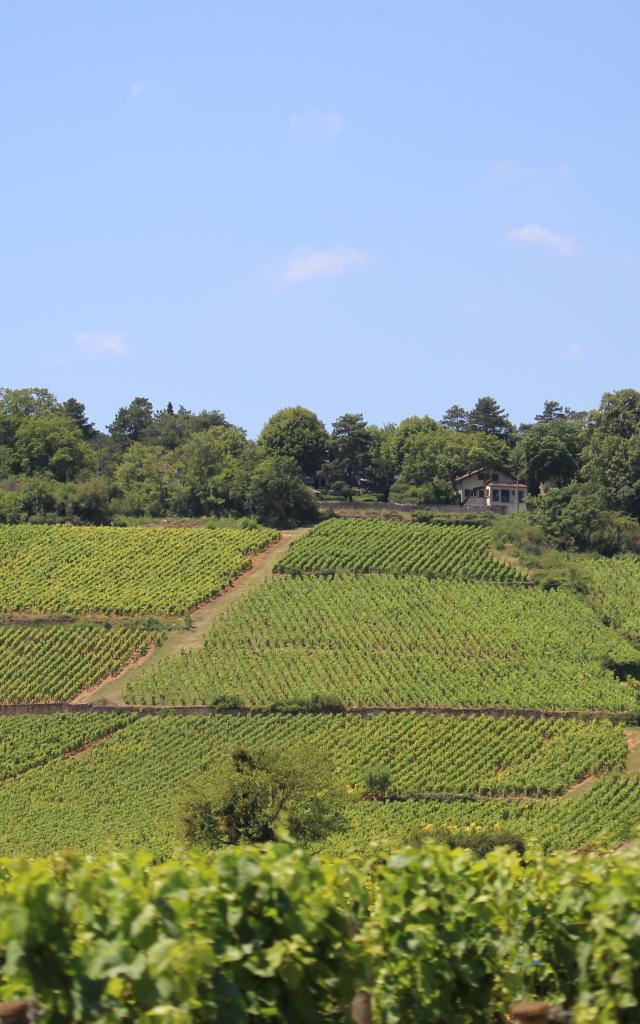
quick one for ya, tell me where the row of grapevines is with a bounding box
[0,623,156,702]
[569,552,640,633]
[125,576,640,710]
[276,518,523,580]
[0,523,277,615]
[321,770,640,858]
[0,713,629,857]
[0,712,132,780]
[2,844,640,1022]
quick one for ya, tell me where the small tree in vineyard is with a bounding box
[179,745,347,848]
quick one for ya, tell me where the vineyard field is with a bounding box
[125,575,640,710]
[323,770,640,855]
[0,712,132,780]
[0,623,156,702]
[0,524,277,615]
[276,518,522,579]
[571,553,640,634]
[0,712,630,857]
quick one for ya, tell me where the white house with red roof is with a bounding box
[454,468,527,513]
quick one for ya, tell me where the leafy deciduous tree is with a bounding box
[179,746,346,848]
[259,406,328,477]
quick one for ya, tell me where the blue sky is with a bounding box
[1,1,639,436]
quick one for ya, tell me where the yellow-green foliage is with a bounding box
[0,713,632,857]
[277,518,523,579]
[0,624,155,702]
[572,553,640,633]
[0,524,277,615]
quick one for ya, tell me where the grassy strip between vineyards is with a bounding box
[0,623,158,702]
[3,844,640,1022]
[0,712,633,857]
[275,517,524,580]
[0,523,278,615]
[124,575,640,711]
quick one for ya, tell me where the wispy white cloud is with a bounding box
[567,343,584,356]
[75,332,129,357]
[274,246,368,284]
[42,332,130,367]
[493,159,530,182]
[290,111,344,140]
[506,224,576,255]
[493,159,570,184]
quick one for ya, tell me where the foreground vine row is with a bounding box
[2,843,640,1023]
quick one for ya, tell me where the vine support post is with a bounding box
[350,991,373,1024]
[512,1002,551,1024]
[0,1001,38,1024]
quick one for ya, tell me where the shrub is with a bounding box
[179,745,347,848]
[365,768,391,795]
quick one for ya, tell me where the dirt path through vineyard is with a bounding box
[75,527,309,705]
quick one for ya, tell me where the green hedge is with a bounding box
[2,843,640,1022]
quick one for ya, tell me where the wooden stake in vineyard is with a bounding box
[350,991,373,1024]
[0,1001,38,1024]
[512,1002,552,1023]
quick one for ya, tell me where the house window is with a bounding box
[492,473,499,482]
[492,489,500,502]
[464,489,471,497]
[500,490,510,503]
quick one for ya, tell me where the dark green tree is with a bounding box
[259,406,328,477]
[534,400,566,423]
[392,416,439,467]
[61,398,98,440]
[107,397,154,448]
[0,387,59,448]
[179,746,346,848]
[528,484,636,555]
[170,425,250,516]
[467,396,513,440]
[114,442,169,517]
[580,390,640,517]
[14,414,95,481]
[367,424,398,499]
[514,419,583,493]
[248,454,318,527]
[441,405,469,432]
[327,413,372,488]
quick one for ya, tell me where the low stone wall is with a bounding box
[0,703,629,721]
[318,501,468,515]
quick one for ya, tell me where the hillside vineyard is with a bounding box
[275,517,524,579]
[0,524,277,614]
[2,518,640,857]
[125,575,639,710]
[0,623,156,702]
[0,712,632,856]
